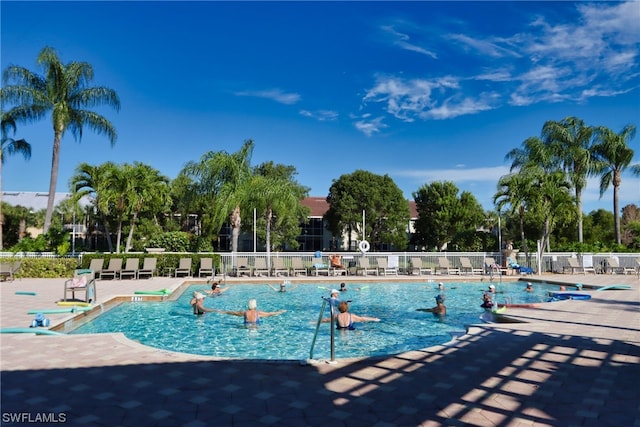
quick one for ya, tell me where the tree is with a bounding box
[1,46,120,233]
[181,139,254,253]
[0,114,31,249]
[123,162,171,252]
[542,117,595,243]
[592,124,636,244]
[326,170,410,250]
[413,181,484,250]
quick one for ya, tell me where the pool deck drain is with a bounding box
[1,273,639,426]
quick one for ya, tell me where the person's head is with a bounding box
[489,284,496,292]
[330,289,340,298]
[340,282,346,290]
[483,292,491,300]
[438,282,444,289]
[211,282,219,291]
[435,295,445,304]
[525,282,533,290]
[193,291,205,300]
[247,299,257,310]
[337,301,349,313]
[279,283,286,292]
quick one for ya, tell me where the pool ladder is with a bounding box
[309,298,336,362]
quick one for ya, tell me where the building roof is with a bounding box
[2,192,91,211]
[301,197,417,219]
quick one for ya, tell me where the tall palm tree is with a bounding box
[542,117,595,243]
[124,162,170,252]
[70,162,118,252]
[0,114,31,249]
[592,124,637,244]
[182,139,254,253]
[1,46,120,233]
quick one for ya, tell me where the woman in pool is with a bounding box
[480,292,494,309]
[417,294,446,316]
[323,301,380,330]
[205,281,229,296]
[190,292,216,315]
[215,298,286,325]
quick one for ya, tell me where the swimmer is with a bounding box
[525,282,533,292]
[438,282,444,291]
[417,294,446,316]
[205,281,229,295]
[267,281,296,292]
[214,298,286,325]
[322,301,380,330]
[190,292,216,315]
[480,292,493,309]
[340,282,347,292]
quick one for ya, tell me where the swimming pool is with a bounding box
[70,281,555,360]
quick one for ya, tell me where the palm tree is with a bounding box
[0,114,31,250]
[124,162,170,252]
[70,162,119,252]
[542,117,595,243]
[246,175,302,270]
[182,139,255,253]
[1,46,120,233]
[592,124,637,244]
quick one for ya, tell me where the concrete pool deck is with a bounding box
[1,273,639,426]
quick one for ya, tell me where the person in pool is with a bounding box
[340,282,347,292]
[215,298,286,325]
[417,295,447,316]
[480,292,494,309]
[190,291,216,315]
[525,282,534,292]
[205,281,229,295]
[323,301,380,330]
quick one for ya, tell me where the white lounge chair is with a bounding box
[120,258,140,280]
[436,257,459,275]
[356,257,378,276]
[272,257,290,277]
[101,258,123,280]
[376,257,398,276]
[409,257,433,275]
[175,258,192,277]
[137,258,157,279]
[459,257,482,275]
[198,257,214,277]
[290,257,308,276]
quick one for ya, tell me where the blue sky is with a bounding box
[2,1,639,214]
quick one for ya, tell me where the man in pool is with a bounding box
[323,301,380,330]
[481,292,494,309]
[417,294,446,316]
[214,298,286,325]
[190,291,216,315]
[525,282,534,292]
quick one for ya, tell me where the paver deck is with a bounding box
[1,272,639,426]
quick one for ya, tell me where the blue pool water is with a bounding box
[70,281,555,360]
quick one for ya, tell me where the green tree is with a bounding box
[326,170,410,251]
[0,114,31,249]
[413,181,484,250]
[70,162,118,252]
[182,140,254,253]
[1,46,120,233]
[592,124,637,244]
[123,162,171,252]
[542,117,595,243]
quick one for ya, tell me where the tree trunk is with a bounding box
[230,205,241,253]
[576,189,583,243]
[125,209,140,253]
[43,132,62,233]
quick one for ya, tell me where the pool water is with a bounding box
[70,281,554,360]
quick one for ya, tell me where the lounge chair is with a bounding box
[120,258,140,280]
[435,257,459,275]
[312,257,331,276]
[459,257,482,275]
[88,258,105,279]
[272,257,290,277]
[100,258,123,280]
[253,257,270,277]
[409,257,433,275]
[563,257,594,275]
[198,257,214,278]
[356,257,378,276]
[290,257,308,276]
[484,257,508,276]
[234,257,252,277]
[137,257,157,279]
[376,257,398,276]
[0,261,20,281]
[63,268,97,303]
[175,258,192,277]
[605,257,634,274]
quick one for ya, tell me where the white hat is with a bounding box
[330,289,340,295]
[193,291,205,299]
[489,285,496,289]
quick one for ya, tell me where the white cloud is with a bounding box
[366,2,640,122]
[234,88,301,104]
[381,25,438,59]
[353,116,387,137]
[299,109,339,121]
